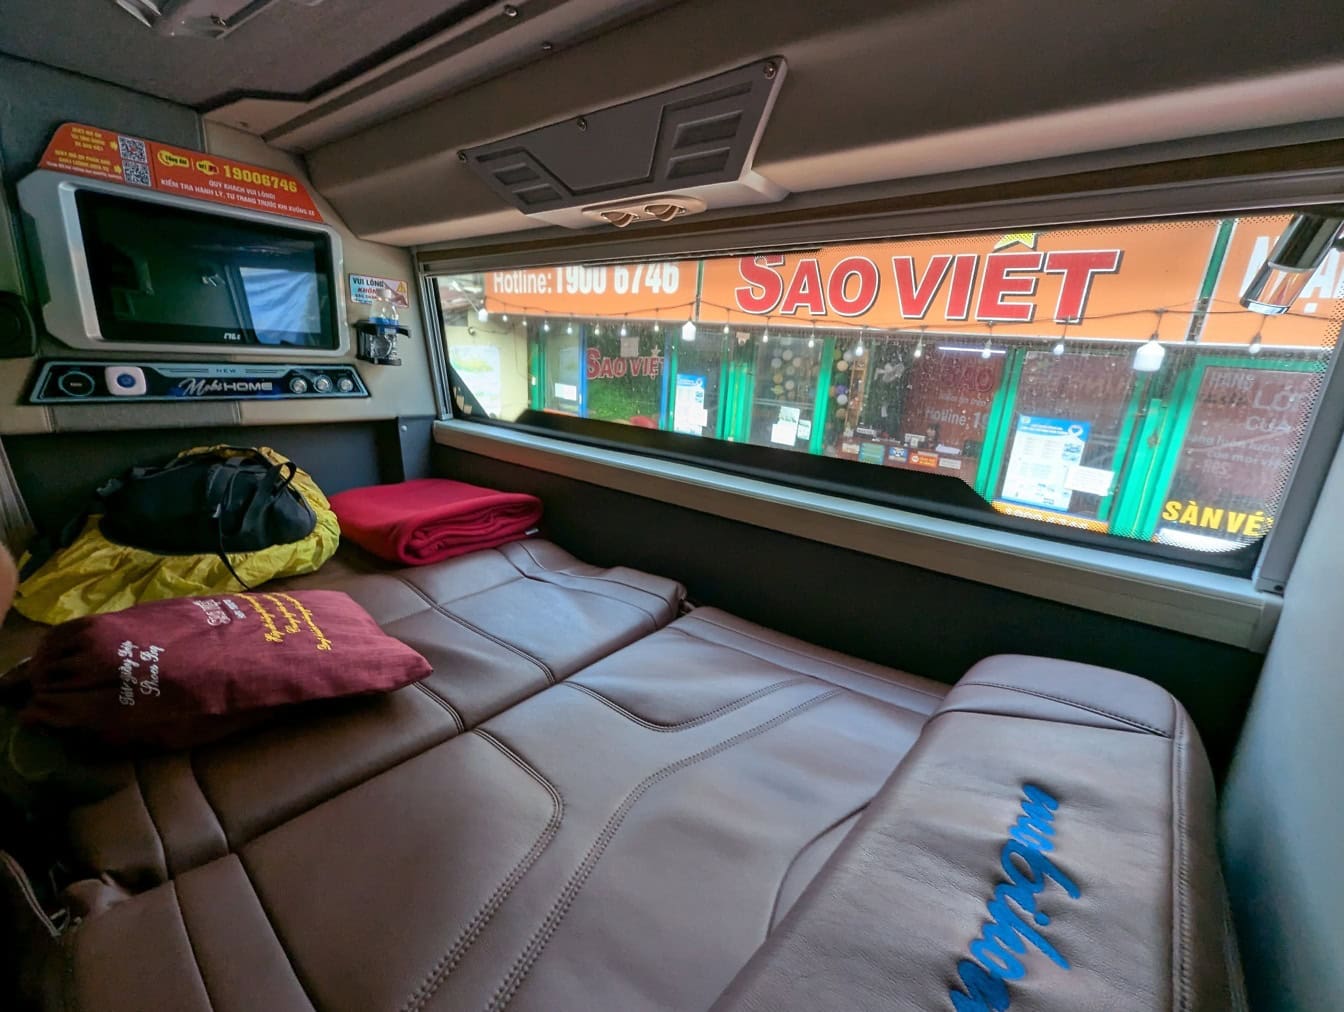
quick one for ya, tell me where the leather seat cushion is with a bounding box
[55,539,685,887]
[49,606,947,1012]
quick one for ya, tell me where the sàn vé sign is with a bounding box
[38,123,322,223]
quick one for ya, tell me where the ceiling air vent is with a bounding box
[112,0,326,39]
[461,58,788,229]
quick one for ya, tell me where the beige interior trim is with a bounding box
[434,420,1279,652]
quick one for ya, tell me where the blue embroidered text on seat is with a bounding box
[948,785,1080,1012]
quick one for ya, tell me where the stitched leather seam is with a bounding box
[412,680,467,732]
[168,881,218,1012]
[183,751,232,860]
[507,542,662,629]
[971,681,1169,736]
[511,542,675,619]
[1172,698,1193,1012]
[131,759,172,882]
[232,853,322,1012]
[562,677,812,731]
[392,574,557,684]
[768,804,865,933]
[484,689,842,1012]
[681,614,944,702]
[401,731,564,1012]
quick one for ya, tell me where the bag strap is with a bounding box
[203,459,258,591]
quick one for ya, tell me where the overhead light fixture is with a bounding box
[681,320,697,342]
[477,307,489,323]
[1133,334,1165,372]
[1241,209,1344,315]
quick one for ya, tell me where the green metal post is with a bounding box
[809,336,836,455]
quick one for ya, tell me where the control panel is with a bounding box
[29,361,369,404]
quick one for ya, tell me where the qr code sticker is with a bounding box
[117,136,149,163]
[122,161,152,188]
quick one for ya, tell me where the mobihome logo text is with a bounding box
[949,784,1080,1012]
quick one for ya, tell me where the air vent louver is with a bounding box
[461,58,787,229]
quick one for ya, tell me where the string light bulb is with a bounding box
[477,307,489,323]
[501,313,509,323]
[854,332,865,357]
[681,320,697,343]
[1249,330,1264,356]
[653,320,661,333]
[1133,334,1165,372]
[980,338,993,360]
[620,321,628,337]
[565,320,573,335]
[1133,312,1166,372]
[542,320,550,332]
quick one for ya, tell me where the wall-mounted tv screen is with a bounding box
[74,190,339,349]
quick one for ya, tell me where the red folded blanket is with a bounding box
[329,478,542,565]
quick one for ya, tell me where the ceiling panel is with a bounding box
[0,0,490,108]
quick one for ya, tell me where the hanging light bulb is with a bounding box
[477,307,489,323]
[593,323,601,335]
[1052,339,1066,356]
[981,338,993,360]
[808,336,816,349]
[762,330,770,343]
[722,322,730,335]
[1133,334,1165,372]
[501,313,509,323]
[653,320,661,333]
[854,333,865,357]
[620,321,628,337]
[1249,330,1264,356]
[681,320,697,343]
[565,320,573,335]
[543,320,551,332]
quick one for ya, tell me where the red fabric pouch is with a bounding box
[16,590,432,748]
[329,478,542,565]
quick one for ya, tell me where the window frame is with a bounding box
[417,159,1344,615]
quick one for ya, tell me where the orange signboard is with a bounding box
[698,223,1224,342]
[39,122,322,222]
[483,262,696,319]
[1200,215,1343,348]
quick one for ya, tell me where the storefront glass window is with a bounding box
[435,211,1340,555]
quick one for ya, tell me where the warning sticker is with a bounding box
[38,123,322,223]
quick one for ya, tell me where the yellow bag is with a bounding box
[14,446,339,625]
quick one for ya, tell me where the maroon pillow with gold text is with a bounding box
[15,590,432,748]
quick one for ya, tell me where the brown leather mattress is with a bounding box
[0,541,1243,1011]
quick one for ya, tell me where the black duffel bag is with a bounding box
[25,447,316,589]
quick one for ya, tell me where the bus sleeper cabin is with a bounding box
[1,2,1343,1010]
